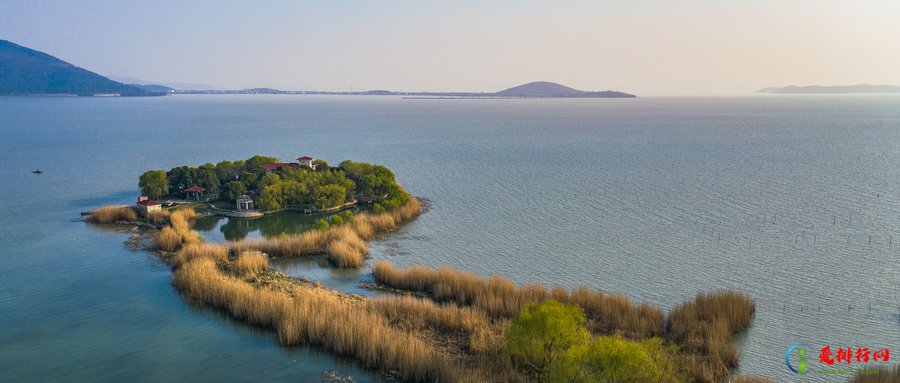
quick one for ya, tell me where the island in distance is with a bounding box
[0,39,635,98]
[758,84,900,94]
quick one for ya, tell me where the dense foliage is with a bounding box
[506,300,681,383]
[140,155,409,212]
[139,170,168,199]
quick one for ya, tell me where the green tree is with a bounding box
[505,300,590,381]
[372,203,386,214]
[313,159,329,171]
[221,180,247,203]
[257,184,283,211]
[139,170,168,199]
[167,166,197,191]
[330,214,344,226]
[339,210,354,223]
[316,218,330,231]
[313,184,346,210]
[579,336,681,383]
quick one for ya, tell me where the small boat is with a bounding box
[32,169,42,174]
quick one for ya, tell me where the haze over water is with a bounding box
[1,95,899,381]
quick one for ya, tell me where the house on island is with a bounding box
[261,156,317,173]
[136,196,161,215]
[183,185,206,200]
[297,156,316,170]
[236,195,254,210]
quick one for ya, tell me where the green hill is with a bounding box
[0,40,162,96]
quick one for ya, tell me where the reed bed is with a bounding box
[372,261,664,339]
[231,198,421,268]
[667,291,757,383]
[172,254,486,382]
[233,251,268,275]
[153,208,201,251]
[731,375,774,383]
[145,209,171,225]
[170,243,228,269]
[85,205,138,224]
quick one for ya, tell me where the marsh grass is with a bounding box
[172,254,483,382]
[667,291,757,383]
[146,209,170,225]
[232,198,420,268]
[372,261,664,339]
[86,205,138,224]
[233,251,268,275]
[153,208,200,251]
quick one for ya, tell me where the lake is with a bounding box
[1,94,898,381]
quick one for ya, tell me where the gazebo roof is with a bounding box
[183,185,206,193]
[297,156,314,161]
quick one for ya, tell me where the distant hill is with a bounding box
[494,81,635,98]
[0,40,161,96]
[758,84,900,94]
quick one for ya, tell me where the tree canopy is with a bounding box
[139,170,168,199]
[506,300,682,383]
[142,156,410,212]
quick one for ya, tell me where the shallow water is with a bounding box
[1,94,899,381]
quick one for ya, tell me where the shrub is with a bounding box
[505,300,590,380]
[317,218,330,231]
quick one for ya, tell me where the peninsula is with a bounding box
[84,155,763,383]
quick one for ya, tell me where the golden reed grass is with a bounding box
[232,198,420,268]
[667,291,757,383]
[171,254,493,382]
[233,251,269,275]
[86,205,138,224]
[153,208,201,252]
[372,261,664,340]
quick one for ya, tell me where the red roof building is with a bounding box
[183,185,206,193]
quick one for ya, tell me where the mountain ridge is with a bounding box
[0,40,161,96]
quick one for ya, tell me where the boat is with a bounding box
[32,169,42,174]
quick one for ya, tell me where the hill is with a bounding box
[494,81,635,98]
[758,84,900,94]
[0,40,161,96]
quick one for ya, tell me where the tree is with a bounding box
[505,300,590,381]
[313,184,346,210]
[257,184,283,211]
[579,336,681,383]
[330,214,344,226]
[221,180,247,203]
[139,170,168,199]
[313,159,329,171]
[316,218,330,231]
[167,166,197,191]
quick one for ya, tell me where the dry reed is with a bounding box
[231,198,420,268]
[233,251,269,275]
[86,205,138,224]
[667,291,756,383]
[372,261,664,339]
[172,254,482,382]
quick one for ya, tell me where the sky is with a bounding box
[2,0,900,94]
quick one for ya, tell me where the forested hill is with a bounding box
[0,40,162,96]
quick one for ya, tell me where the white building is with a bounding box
[297,156,317,170]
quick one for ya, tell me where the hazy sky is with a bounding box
[2,0,899,94]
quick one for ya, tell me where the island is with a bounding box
[0,40,166,97]
[757,84,900,94]
[85,157,765,383]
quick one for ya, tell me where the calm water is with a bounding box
[1,95,899,381]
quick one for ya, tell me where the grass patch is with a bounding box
[233,251,268,275]
[85,205,137,224]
